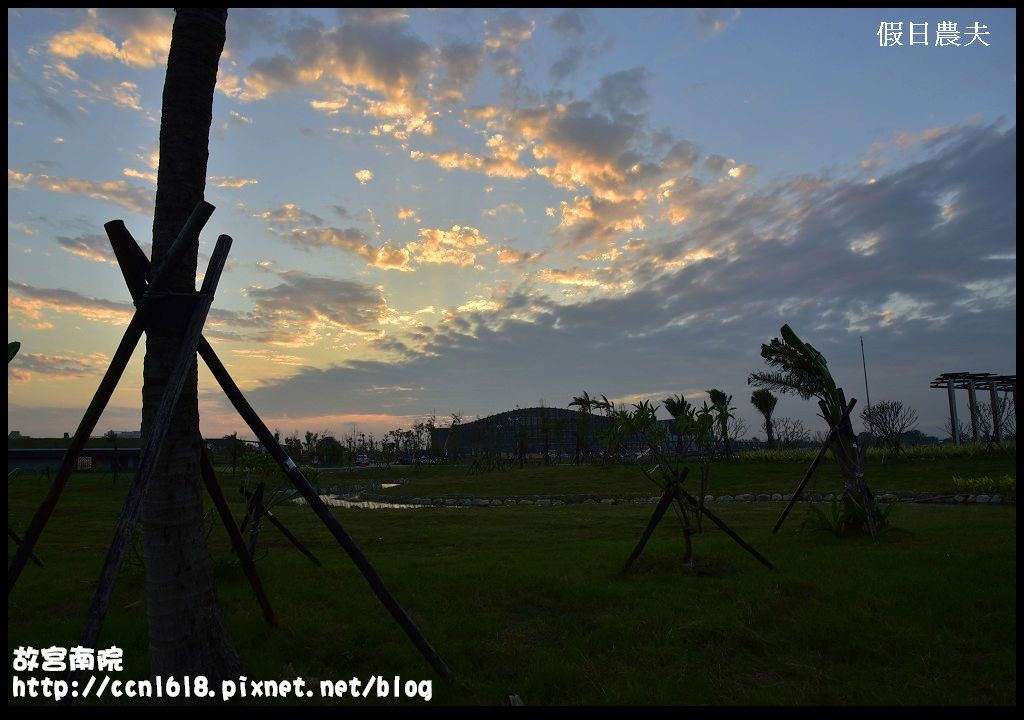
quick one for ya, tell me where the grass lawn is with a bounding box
[360,452,1018,499]
[7,467,1016,706]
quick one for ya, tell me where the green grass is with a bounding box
[360,453,1017,500]
[7,469,1016,706]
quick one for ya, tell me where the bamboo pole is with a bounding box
[107,226,454,681]
[7,201,215,595]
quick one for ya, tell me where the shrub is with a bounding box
[952,474,1016,495]
[801,494,896,537]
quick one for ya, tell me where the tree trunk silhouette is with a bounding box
[141,7,240,684]
[763,416,775,450]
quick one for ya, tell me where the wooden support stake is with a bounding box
[7,528,43,568]
[108,225,454,681]
[676,486,776,570]
[239,481,265,536]
[76,235,231,658]
[245,482,266,558]
[773,398,857,534]
[239,486,322,567]
[211,352,454,680]
[109,219,275,624]
[7,201,215,595]
[623,484,679,573]
[199,447,275,626]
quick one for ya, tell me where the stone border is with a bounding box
[355,490,1013,507]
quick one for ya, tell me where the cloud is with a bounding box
[262,206,495,273]
[7,351,110,383]
[482,203,525,217]
[859,124,957,171]
[407,225,489,267]
[226,109,252,125]
[355,169,374,184]
[536,266,634,293]
[549,9,585,37]
[223,8,280,58]
[209,175,258,188]
[549,46,583,81]
[281,224,413,272]
[123,168,156,184]
[284,225,368,252]
[46,8,173,68]
[9,168,152,213]
[360,244,413,271]
[496,247,542,266]
[410,133,532,179]
[8,281,135,325]
[397,207,420,223]
[240,270,390,346]
[257,202,324,229]
[591,67,649,115]
[221,9,433,117]
[55,232,150,264]
[435,42,484,104]
[72,79,145,112]
[694,8,741,35]
[232,123,1015,435]
[7,56,77,126]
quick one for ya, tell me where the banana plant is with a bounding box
[749,324,882,535]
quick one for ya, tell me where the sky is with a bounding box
[7,8,1017,442]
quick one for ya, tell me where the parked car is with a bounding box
[355,454,369,467]
[419,455,433,464]
[397,455,415,465]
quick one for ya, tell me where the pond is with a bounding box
[292,493,437,510]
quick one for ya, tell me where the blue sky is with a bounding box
[7,8,1017,440]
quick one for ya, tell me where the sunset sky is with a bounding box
[7,8,1017,441]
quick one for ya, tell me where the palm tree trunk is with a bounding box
[141,7,240,683]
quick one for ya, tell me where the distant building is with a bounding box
[8,431,22,440]
[429,406,681,459]
[109,430,141,439]
[8,447,141,473]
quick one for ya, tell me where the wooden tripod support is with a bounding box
[8,201,453,684]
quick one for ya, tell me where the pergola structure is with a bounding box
[930,372,1016,445]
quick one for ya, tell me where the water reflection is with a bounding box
[293,493,446,510]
